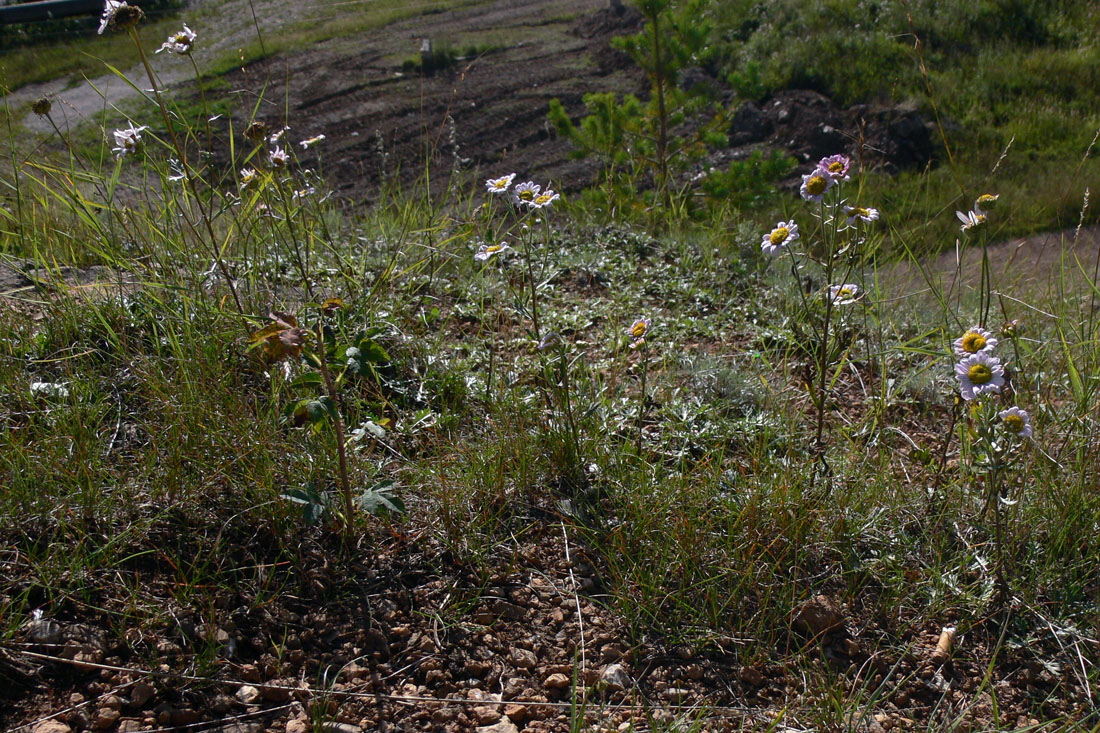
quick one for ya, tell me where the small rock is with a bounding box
[510,648,537,669]
[32,722,71,733]
[101,695,123,711]
[286,720,309,733]
[95,709,121,730]
[739,665,765,687]
[239,664,261,682]
[599,663,631,692]
[129,681,155,708]
[504,703,528,723]
[791,594,845,637]
[170,709,200,726]
[684,664,703,681]
[320,724,360,733]
[543,673,570,690]
[236,684,261,704]
[473,705,501,724]
[476,720,519,733]
[667,688,691,703]
[118,721,143,733]
[210,695,233,714]
[260,679,293,703]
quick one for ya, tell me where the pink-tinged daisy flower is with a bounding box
[844,205,879,226]
[485,173,516,194]
[818,154,852,182]
[537,331,561,351]
[627,317,651,348]
[828,283,860,305]
[998,406,1032,439]
[531,190,560,208]
[955,352,1005,401]
[111,123,148,157]
[298,134,326,149]
[956,209,987,232]
[474,242,511,261]
[268,146,289,168]
[800,168,835,203]
[953,325,998,359]
[512,180,540,206]
[761,220,798,256]
[156,24,196,54]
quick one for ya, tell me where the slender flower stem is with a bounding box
[128,27,246,320]
[315,320,354,541]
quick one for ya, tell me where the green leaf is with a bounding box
[357,480,405,517]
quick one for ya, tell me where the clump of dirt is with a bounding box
[728,89,935,172]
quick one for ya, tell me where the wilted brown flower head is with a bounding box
[244,121,270,144]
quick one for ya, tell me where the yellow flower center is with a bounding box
[1003,415,1024,433]
[769,227,789,245]
[518,189,535,201]
[492,178,507,188]
[631,321,648,338]
[967,363,992,385]
[960,332,986,353]
[828,161,843,173]
[806,175,827,195]
[486,245,502,254]
[837,288,854,299]
[535,194,552,205]
[854,208,869,217]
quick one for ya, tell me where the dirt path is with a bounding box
[10,0,644,202]
[11,0,326,133]
[888,225,1100,305]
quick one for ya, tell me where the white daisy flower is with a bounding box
[111,123,148,157]
[292,186,316,204]
[956,209,987,232]
[975,194,999,214]
[485,173,516,194]
[531,190,560,209]
[955,351,1005,401]
[953,325,998,359]
[844,205,879,226]
[268,127,289,144]
[998,406,1032,439]
[512,180,540,206]
[800,167,835,203]
[761,220,798,256]
[239,168,260,188]
[298,134,326,150]
[474,242,510,261]
[30,381,70,398]
[818,154,852,182]
[155,24,196,54]
[828,283,860,305]
[98,0,126,34]
[268,146,289,168]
